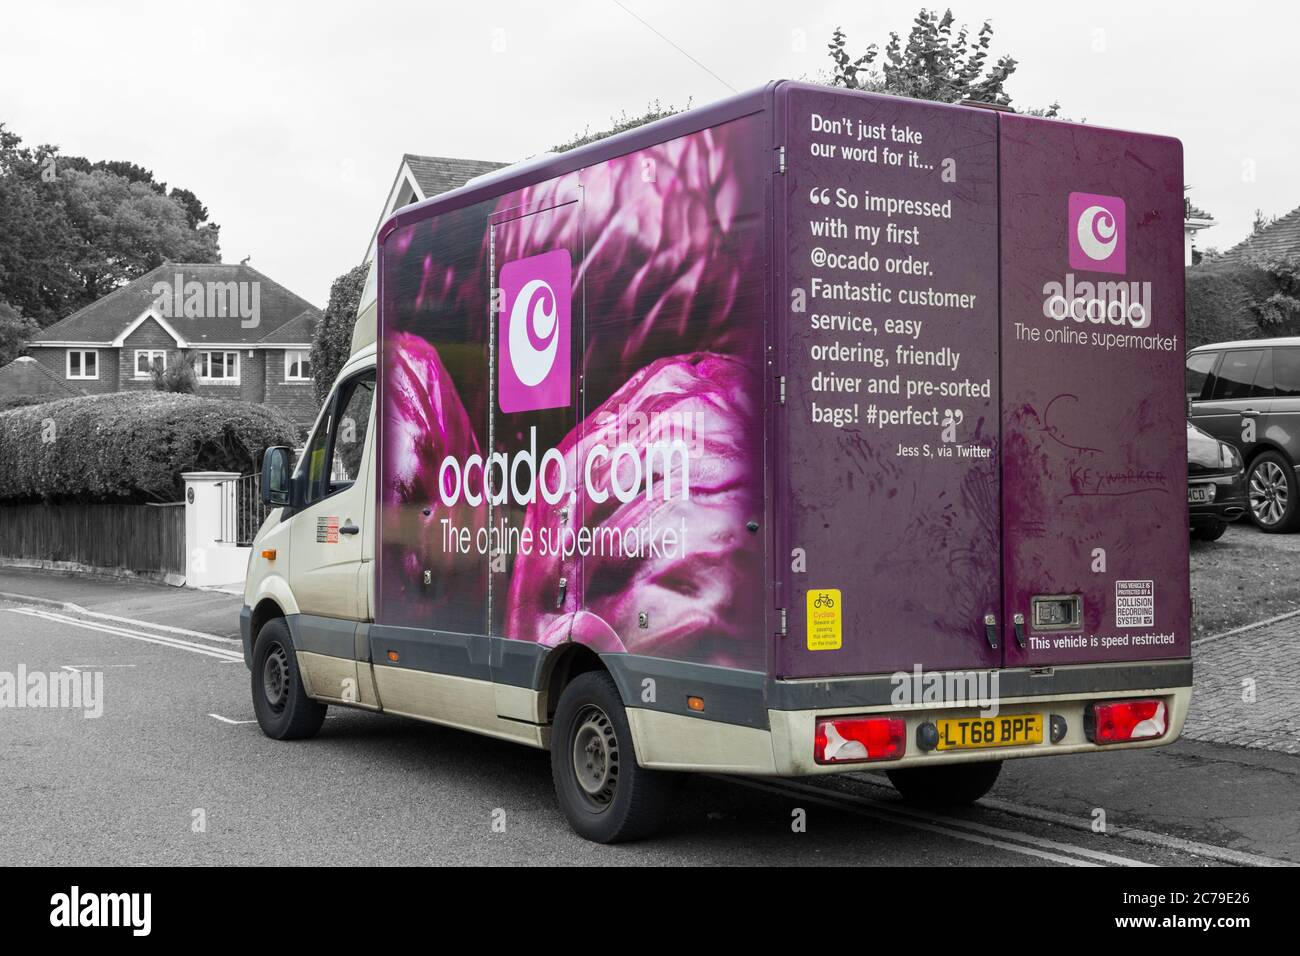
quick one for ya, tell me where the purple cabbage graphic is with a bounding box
[504,352,764,670]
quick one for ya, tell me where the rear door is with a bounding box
[487,196,584,671]
[998,114,1190,667]
[777,84,1002,678]
[1194,347,1271,457]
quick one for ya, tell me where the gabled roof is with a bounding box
[365,154,508,260]
[0,356,84,401]
[30,262,322,347]
[403,154,507,198]
[256,310,317,345]
[1223,206,1300,263]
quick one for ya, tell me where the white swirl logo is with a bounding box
[508,278,559,386]
[1076,205,1118,262]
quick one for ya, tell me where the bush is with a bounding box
[310,264,368,406]
[1184,259,1300,349]
[0,392,300,503]
[151,351,198,393]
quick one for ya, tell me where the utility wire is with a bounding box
[610,0,738,93]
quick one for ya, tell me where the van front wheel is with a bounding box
[251,618,327,740]
[550,671,673,843]
[886,760,1002,806]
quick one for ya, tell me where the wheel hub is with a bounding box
[571,705,618,807]
[262,642,290,713]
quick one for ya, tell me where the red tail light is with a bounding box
[814,716,906,764]
[1085,699,1167,744]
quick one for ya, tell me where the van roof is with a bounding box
[1190,337,1300,352]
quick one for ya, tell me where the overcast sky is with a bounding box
[2,0,1294,306]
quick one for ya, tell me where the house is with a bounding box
[364,153,507,261]
[1184,194,1215,266]
[11,261,323,424]
[0,355,84,407]
[1221,205,1300,264]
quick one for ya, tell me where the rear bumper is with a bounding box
[1188,472,1246,522]
[623,660,1193,777]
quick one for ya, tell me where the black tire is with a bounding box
[1191,518,1228,542]
[1247,450,1300,533]
[251,617,327,740]
[886,760,1002,807]
[550,670,673,843]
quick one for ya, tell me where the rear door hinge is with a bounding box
[776,146,786,175]
[777,375,786,405]
[776,607,787,637]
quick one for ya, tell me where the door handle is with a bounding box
[983,614,999,650]
[339,522,360,535]
[1242,408,1260,416]
[1013,613,1026,648]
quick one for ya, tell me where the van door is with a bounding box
[777,85,1002,678]
[288,368,376,621]
[485,196,583,674]
[998,113,1190,668]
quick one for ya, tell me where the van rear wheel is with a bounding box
[886,761,1002,807]
[550,671,673,843]
[251,618,327,740]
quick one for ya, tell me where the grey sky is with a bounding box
[2,0,1293,305]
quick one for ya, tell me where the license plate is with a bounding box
[1187,484,1214,504]
[936,714,1043,751]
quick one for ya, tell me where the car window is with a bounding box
[1209,349,1266,401]
[1274,348,1300,397]
[297,370,375,505]
[1186,351,1219,401]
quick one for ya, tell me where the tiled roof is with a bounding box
[0,356,84,401]
[1223,206,1300,263]
[403,154,508,198]
[30,262,322,346]
[257,310,317,345]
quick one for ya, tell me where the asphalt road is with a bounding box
[0,572,1297,867]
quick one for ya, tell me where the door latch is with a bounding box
[1013,612,1026,648]
[983,613,999,650]
[555,577,568,610]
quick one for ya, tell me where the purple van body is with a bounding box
[375,80,1189,694]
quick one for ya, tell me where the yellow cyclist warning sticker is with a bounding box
[807,589,842,651]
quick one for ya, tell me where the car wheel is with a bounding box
[886,761,1002,806]
[1247,451,1300,533]
[1192,518,1228,541]
[550,671,674,843]
[251,617,327,740]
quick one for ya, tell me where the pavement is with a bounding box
[1,563,1297,866]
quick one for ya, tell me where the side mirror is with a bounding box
[261,446,294,508]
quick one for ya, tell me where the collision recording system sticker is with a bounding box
[807,589,842,651]
[1115,580,1154,628]
[316,516,339,544]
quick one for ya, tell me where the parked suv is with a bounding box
[1187,338,1300,532]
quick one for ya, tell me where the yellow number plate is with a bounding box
[936,714,1043,751]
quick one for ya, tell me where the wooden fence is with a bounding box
[0,503,186,577]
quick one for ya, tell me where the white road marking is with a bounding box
[766,777,1152,867]
[6,607,244,662]
[209,714,257,725]
[728,776,1101,867]
[60,664,139,673]
[63,605,241,645]
[846,771,1292,868]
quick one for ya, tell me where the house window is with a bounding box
[66,349,99,380]
[134,349,168,379]
[197,350,240,384]
[284,349,312,382]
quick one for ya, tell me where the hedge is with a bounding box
[1186,259,1300,350]
[0,392,300,503]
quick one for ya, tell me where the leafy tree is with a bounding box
[0,122,220,326]
[310,263,368,404]
[0,299,38,366]
[827,10,1059,115]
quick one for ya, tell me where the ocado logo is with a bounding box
[1068,192,1126,274]
[498,249,572,414]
